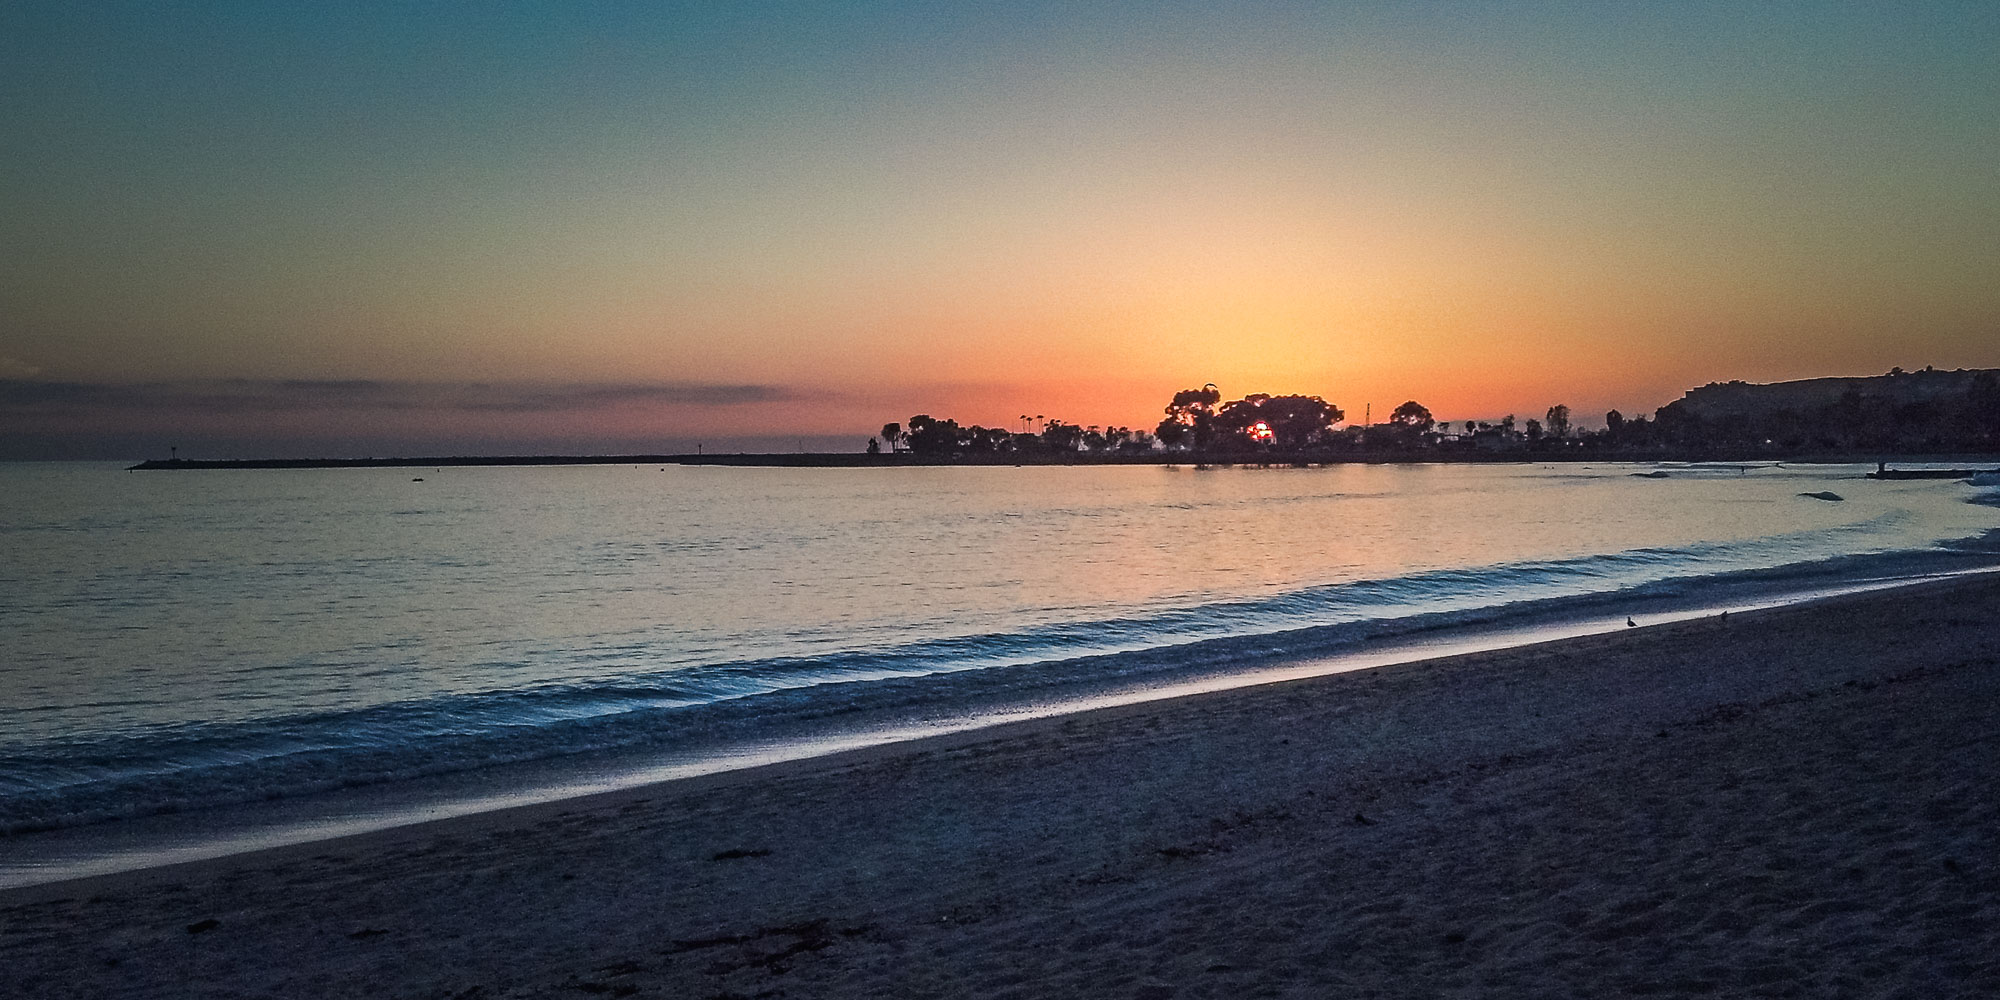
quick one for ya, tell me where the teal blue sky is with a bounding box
[4,2,1997,456]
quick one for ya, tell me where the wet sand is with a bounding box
[5,574,1998,998]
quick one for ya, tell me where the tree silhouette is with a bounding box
[1545,404,1571,440]
[905,414,967,455]
[1157,384,1223,450]
[880,422,902,454]
[1388,401,1434,434]
[1212,394,1344,449]
[969,425,1013,452]
[1041,419,1085,452]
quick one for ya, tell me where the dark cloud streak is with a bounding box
[0,378,801,417]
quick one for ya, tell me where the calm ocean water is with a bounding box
[3,460,1998,844]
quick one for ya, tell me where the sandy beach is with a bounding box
[5,574,1998,998]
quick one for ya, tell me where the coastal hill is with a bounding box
[1652,367,2000,453]
[1664,367,2000,422]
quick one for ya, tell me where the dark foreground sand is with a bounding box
[5,576,1999,999]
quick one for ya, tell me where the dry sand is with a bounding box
[4,575,1998,999]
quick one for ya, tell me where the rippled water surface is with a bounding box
[3,460,1997,833]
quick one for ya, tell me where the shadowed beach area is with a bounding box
[5,574,1998,998]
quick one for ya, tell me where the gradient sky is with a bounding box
[4,1,1997,457]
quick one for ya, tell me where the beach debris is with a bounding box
[566,980,636,996]
[1797,491,1844,501]
[348,927,388,940]
[665,919,841,976]
[1352,812,1376,826]
[185,918,219,934]
[711,847,772,861]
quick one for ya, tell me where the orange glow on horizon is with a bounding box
[7,4,1996,458]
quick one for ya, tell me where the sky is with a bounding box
[3,1,1997,458]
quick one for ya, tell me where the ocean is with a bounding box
[3,459,1997,883]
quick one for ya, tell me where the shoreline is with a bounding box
[6,573,1998,996]
[5,565,1993,892]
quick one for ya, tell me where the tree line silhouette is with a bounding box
[872,415,1161,457]
[869,371,2000,458]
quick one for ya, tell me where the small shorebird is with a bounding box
[1626,617,1637,627]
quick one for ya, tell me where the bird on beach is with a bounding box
[1626,617,1637,627]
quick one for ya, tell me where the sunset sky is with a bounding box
[4,2,1997,458]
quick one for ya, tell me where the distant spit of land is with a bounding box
[127,451,2000,471]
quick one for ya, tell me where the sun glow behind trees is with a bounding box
[875,369,2000,458]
